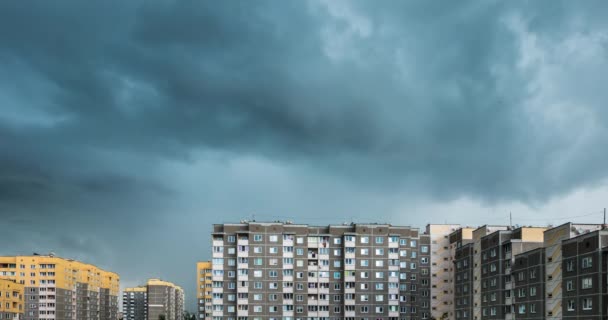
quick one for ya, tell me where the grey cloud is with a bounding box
[1,0,608,310]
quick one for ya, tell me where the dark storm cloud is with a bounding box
[2,0,608,310]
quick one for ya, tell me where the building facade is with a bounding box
[426,224,462,320]
[123,279,184,320]
[479,227,545,320]
[197,262,212,320]
[561,229,608,319]
[0,278,24,320]
[210,222,432,320]
[449,228,474,320]
[512,248,544,319]
[543,223,603,319]
[0,254,119,320]
[122,287,147,320]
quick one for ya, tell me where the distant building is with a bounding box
[0,278,23,320]
[0,254,119,320]
[122,279,184,320]
[123,287,147,320]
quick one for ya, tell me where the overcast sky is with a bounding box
[2,0,608,311]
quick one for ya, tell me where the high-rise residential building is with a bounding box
[512,247,544,319]
[471,225,510,320]
[122,287,147,320]
[448,223,608,320]
[0,254,119,320]
[210,221,432,320]
[197,262,212,320]
[543,223,603,319]
[425,224,462,320]
[450,228,475,320]
[122,279,184,320]
[560,229,608,319]
[0,278,24,320]
[479,226,546,320]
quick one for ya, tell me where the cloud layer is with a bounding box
[2,0,608,310]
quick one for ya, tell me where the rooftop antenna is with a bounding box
[603,208,606,225]
[509,212,513,230]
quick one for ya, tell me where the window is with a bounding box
[376,237,384,244]
[421,246,429,253]
[518,304,525,314]
[529,287,536,296]
[269,235,278,242]
[361,237,369,244]
[410,240,417,247]
[567,299,575,311]
[566,259,574,271]
[253,234,262,241]
[582,298,593,310]
[582,277,593,289]
[227,235,236,242]
[334,238,341,244]
[253,247,262,253]
[375,248,384,256]
[269,247,278,254]
[582,256,593,269]
[566,280,574,291]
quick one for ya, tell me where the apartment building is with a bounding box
[543,223,603,319]
[122,287,147,320]
[0,278,23,320]
[512,248,544,319]
[561,229,608,319]
[480,227,546,320]
[450,227,474,320]
[0,254,119,320]
[197,262,212,320]
[210,221,432,320]
[426,224,462,320]
[123,279,184,320]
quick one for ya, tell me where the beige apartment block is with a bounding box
[426,224,462,320]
